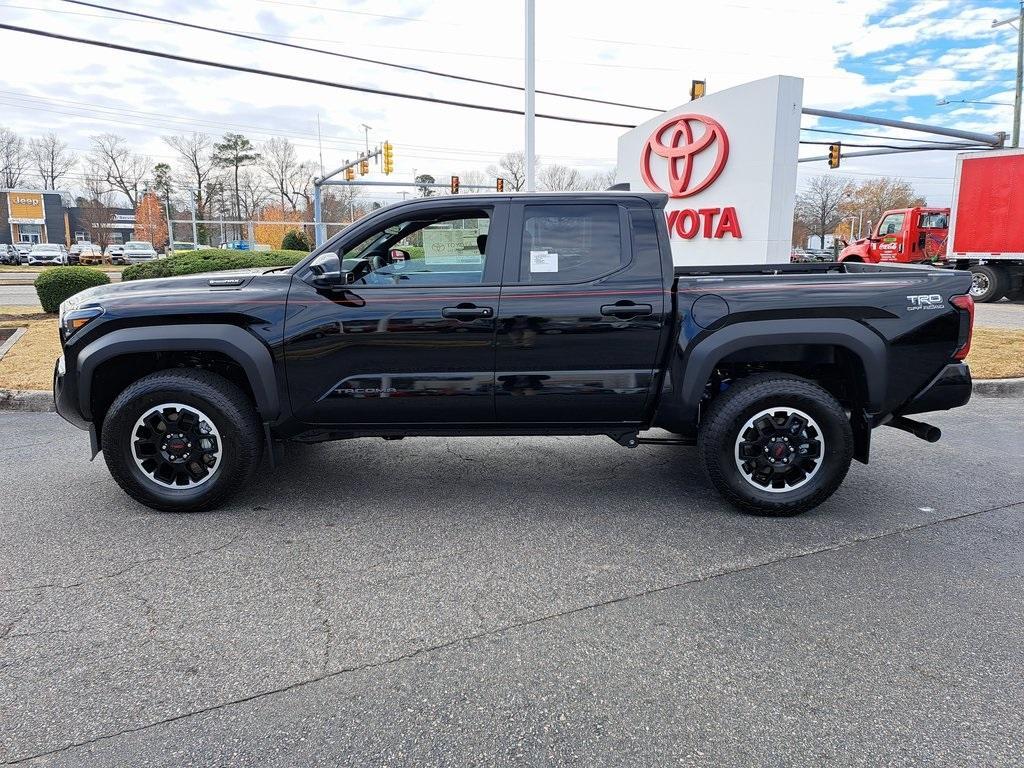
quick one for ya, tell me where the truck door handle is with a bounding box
[601,301,653,318]
[442,304,493,320]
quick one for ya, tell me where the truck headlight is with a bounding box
[59,304,103,336]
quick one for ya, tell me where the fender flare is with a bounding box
[76,324,279,421]
[678,318,887,419]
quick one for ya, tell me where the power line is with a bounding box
[61,0,665,113]
[0,23,638,129]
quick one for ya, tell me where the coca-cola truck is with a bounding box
[839,148,1024,302]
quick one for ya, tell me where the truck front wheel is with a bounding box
[698,374,853,517]
[100,369,263,512]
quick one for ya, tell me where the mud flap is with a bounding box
[89,424,100,460]
[852,410,871,464]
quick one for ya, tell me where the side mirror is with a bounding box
[389,248,410,262]
[309,254,345,289]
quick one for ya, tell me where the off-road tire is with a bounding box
[698,374,853,517]
[101,368,263,512]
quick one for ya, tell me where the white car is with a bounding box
[122,241,159,264]
[105,244,126,264]
[27,243,68,265]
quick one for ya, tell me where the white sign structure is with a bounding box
[617,75,803,266]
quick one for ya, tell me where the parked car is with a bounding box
[105,244,126,264]
[77,244,105,265]
[53,193,975,515]
[122,241,159,263]
[0,244,21,265]
[27,243,68,265]
[165,241,197,256]
[15,243,32,263]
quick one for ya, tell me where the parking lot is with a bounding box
[1,396,1021,766]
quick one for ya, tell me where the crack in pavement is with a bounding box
[0,534,242,595]
[4,498,1022,765]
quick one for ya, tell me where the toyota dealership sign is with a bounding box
[617,75,803,266]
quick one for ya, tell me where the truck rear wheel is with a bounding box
[100,369,263,512]
[969,265,1008,303]
[698,374,853,517]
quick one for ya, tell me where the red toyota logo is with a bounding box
[640,114,729,198]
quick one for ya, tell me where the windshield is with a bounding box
[124,242,154,251]
[32,245,59,252]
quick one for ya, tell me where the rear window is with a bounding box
[519,204,623,284]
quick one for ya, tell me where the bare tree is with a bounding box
[28,134,76,190]
[794,175,853,248]
[586,167,617,190]
[89,133,148,208]
[486,152,538,191]
[839,176,926,229]
[163,133,217,226]
[0,127,29,188]
[538,163,585,191]
[75,172,119,250]
[260,137,304,210]
[291,160,318,213]
[237,169,271,223]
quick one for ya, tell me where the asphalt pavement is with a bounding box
[1,397,1022,765]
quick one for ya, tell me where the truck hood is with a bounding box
[63,269,292,312]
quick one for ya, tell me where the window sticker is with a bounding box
[529,249,558,272]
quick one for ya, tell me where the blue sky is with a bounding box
[0,0,1018,206]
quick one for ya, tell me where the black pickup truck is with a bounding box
[53,192,975,515]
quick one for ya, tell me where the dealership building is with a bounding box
[0,189,136,246]
[0,190,65,246]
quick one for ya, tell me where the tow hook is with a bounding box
[886,416,942,443]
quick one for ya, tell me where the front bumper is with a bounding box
[53,355,89,430]
[897,363,972,416]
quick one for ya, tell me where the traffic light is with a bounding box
[359,157,369,176]
[690,79,706,100]
[382,141,394,175]
[345,166,355,181]
[828,142,841,169]
[451,175,460,194]
[496,177,504,192]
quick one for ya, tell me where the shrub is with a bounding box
[121,249,308,282]
[281,229,312,252]
[34,267,111,313]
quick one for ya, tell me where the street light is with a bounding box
[936,98,1013,107]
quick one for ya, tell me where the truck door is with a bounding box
[493,200,667,425]
[874,211,907,262]
[284,203,508,426]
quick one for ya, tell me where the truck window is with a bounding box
[918,213,948,229]
[878,212,905,236]
[340,210,491,286]
[519,204,623,284]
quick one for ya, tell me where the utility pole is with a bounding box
[1016,0,1023,147]
[361,123,372,154]
[993,3,1024,147]
[524,0,536,191]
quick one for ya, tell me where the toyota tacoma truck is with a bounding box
[53,193,975,516]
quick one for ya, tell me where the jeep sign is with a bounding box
[617,76,803,266]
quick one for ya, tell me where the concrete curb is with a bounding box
[1,378,1022,414]
[972,377,1024,398]
[0,389,54,412]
